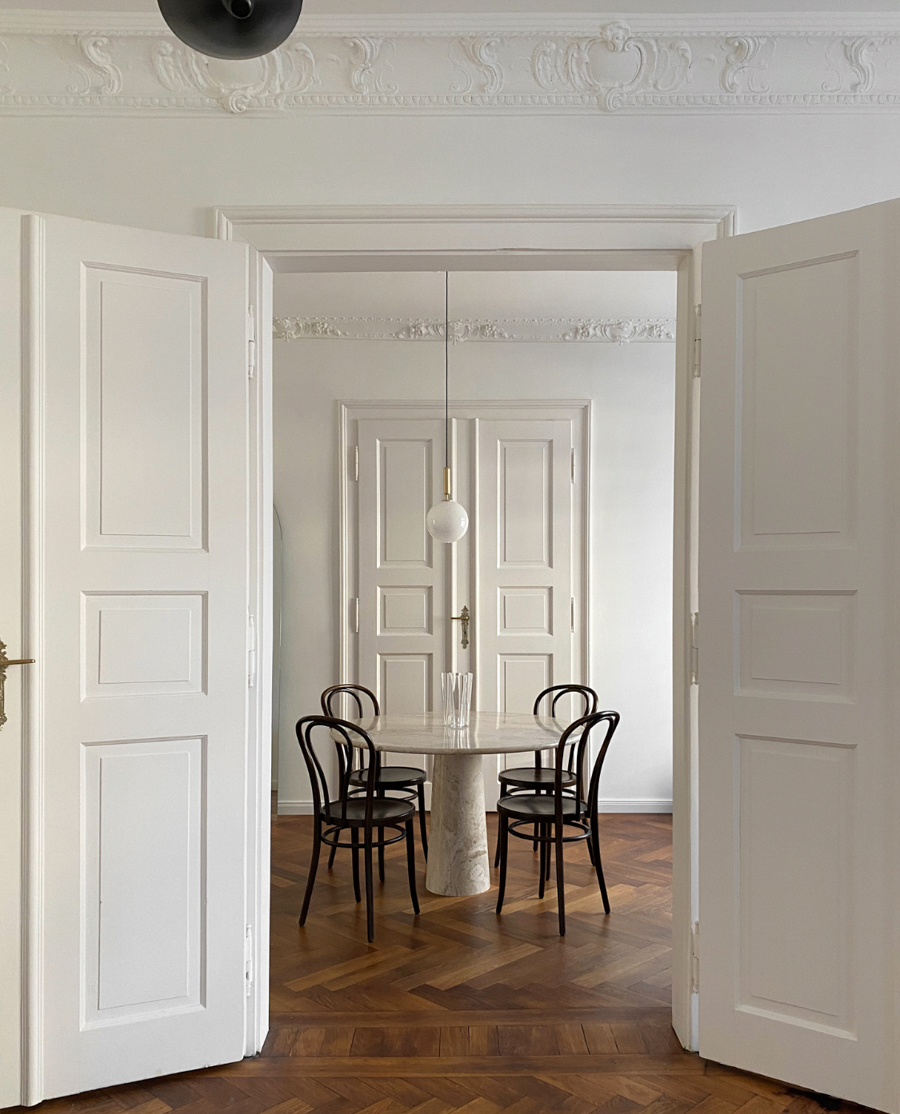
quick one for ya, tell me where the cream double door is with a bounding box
[350,404,588,807]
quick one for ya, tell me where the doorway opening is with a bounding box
[218,201,731,1074]
[266,265,682,1079]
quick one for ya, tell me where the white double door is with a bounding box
[349,404,588,807]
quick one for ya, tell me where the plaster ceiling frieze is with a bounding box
[1,12,900,115]
[272,315,677,344]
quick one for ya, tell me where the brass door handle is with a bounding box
[451,605,469,649]
[0,639,35,730]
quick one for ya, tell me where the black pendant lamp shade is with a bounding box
[158,0,303,60]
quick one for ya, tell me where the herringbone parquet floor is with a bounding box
[6,813,875,1114]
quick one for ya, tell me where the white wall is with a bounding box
[0,113,898,238]
[273,269,677,811]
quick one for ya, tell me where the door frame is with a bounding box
[218,203,734,1056]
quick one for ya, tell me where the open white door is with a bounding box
[698,200,900,1109]
[19,212,252,1103]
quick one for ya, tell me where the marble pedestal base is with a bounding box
[425,753,491,896]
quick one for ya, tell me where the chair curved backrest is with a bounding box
[533,684,599,718]
[551,710,620,822]
[532,685,599,770]
[295,715,379,829]
[321,684,380,718]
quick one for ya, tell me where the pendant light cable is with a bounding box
[444,271,450,473]
[425,270,468,542]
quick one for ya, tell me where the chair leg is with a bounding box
[493,823,501,869]
[538,825,547,900]
[495,812,509,914]
[417,783,429,860]
[330,768,350,870]
[351,828,361,904]
[545,825,552,880]
[590,816,610,914]
[405,819,420,915]
[377,788,385,883]
[364,836,375,943]
[555,822,566,936]
[299,819,322,926]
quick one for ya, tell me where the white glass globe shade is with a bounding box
[426,499,469,543]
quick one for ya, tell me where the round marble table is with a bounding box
[348,711,562,897]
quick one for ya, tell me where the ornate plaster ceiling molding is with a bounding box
[1,11,900,115]
[272,315,677,344]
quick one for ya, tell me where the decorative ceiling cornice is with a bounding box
[273,315,677,344]
[1,11,900,116]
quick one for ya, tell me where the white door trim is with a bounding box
[215,203,734,1056]
[0,210,26,1110]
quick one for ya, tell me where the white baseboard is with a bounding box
[276,801,315,815]
[276,798,673,816]
[597,799,673,814]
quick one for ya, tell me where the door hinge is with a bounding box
[351,598,359,634]
[247,306,257,380]
[247,611,257,688]
[571,448,576,483]
[690,612,699,685]
[570,597,576,634]
[692,304,701,379]
[352,445,359,482]
[690,921,700,992]
[244,925,254,997]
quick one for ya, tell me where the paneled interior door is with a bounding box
[698,199,900,1109]
[474,418,575,807]
[29,213,251,1101]
[348,403,587,808]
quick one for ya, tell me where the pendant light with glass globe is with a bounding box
[426,274,469,544]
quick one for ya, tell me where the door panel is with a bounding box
[358,419,444,779]
[32,214,249,1101]
[475,419,575,806]
[699,200,899,1109]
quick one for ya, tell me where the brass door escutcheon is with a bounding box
[451,605,470,649]
[0,639,35,730]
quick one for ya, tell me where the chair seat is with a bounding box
[349,765,426,788]
[498,766,576,790]
[326,797,415,826]
[497,794,584,821]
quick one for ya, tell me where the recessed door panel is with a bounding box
[83,593,206,698]
[83,268,205,550]
[379,586,433,635]
[499,587,552,635]
[378,652,433,715]
[738,736,854,1034]
[738,255,857,549]
[737,592,855,700]
[83,738,204,1025]
[379,439,433,569]
[498,439,552,568]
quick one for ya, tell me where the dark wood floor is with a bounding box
[7,813,872,1114]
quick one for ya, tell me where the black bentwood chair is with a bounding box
[493,684,599,868]
[295,715,420,943]
[495,710,620,936]
[320,685,428,878]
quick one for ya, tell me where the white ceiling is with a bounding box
[0,1,892,12]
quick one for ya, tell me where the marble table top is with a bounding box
[341,711,567,756]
